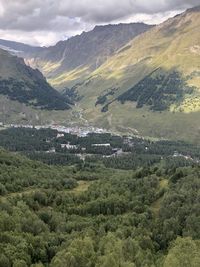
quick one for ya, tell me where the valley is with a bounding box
[0,3,200,267]
[0,7,199,142]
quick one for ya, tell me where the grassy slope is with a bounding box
[77,9,200,103]
[0,96,78,125]
[71,8,200,142]
[25,24,152,91]
[83,102,200,143]
[0,49,40,82]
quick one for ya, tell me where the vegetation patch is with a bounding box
[0,147,199,266]
[95,88,117,106]
[117,69,194,111]
[0,77,71,110]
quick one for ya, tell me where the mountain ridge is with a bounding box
[23,22,153,89]
[0,39,43,55]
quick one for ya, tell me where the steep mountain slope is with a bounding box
[0,49,71,110]
[71,6,200,142]
[25,23,152,89]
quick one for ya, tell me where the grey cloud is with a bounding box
[57,0,200,22]
[0,0,199,31]
[0,0,199,45]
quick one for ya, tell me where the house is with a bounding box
[61,143,77,149]
[46,148,56,153]
[57,133,64,138]
[92,143,111,147]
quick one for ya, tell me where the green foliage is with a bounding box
[0,127,198,169]
[0,77,70,110]
[95,88,116,106]
[0,254,11,267]
[164,237,200,267]
[154,167,200,248]
[0,148,199,266]
[13,260,28,267]
[117,69,193,111]
[50,237,95,267]
[0,149,78,193]
[63,87,82,103]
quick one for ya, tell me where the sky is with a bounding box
[0,0,199,46]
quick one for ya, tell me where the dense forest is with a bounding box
[0,147,199,267]
[117,70,193,111]
[0,78,71,110]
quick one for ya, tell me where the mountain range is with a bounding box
[0,6,199,142]
[0,23,152,89]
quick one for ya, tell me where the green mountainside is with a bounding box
[24,23,152,89]
[0,6,200,265]
[70,7,200,142]
[90,6,200,111]
[0,49,71,111]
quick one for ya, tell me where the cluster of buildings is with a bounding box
[173,151,199,163]
[0,122,110,137]
[1,122,198,163]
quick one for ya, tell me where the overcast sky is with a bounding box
[0,0,199,46]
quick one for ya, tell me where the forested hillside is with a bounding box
[0,49,71,110]
[0,143,199,266]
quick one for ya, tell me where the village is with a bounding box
[0,122,199,164]
[0,122,112,137]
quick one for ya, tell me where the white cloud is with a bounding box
[110,10,185,25]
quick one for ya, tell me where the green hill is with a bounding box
[0,49,71,110]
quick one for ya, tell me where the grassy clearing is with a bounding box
[0,181,92,202]
[70,180,92,195]
[151,179,169,215]
[0,187,36,201]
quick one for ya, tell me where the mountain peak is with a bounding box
[186,5,200,13]
[93,22,149,31]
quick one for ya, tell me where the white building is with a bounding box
[46,148,56,153]
[92,143,111,147]
[61,143,77,149]
[57,133,64,138]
